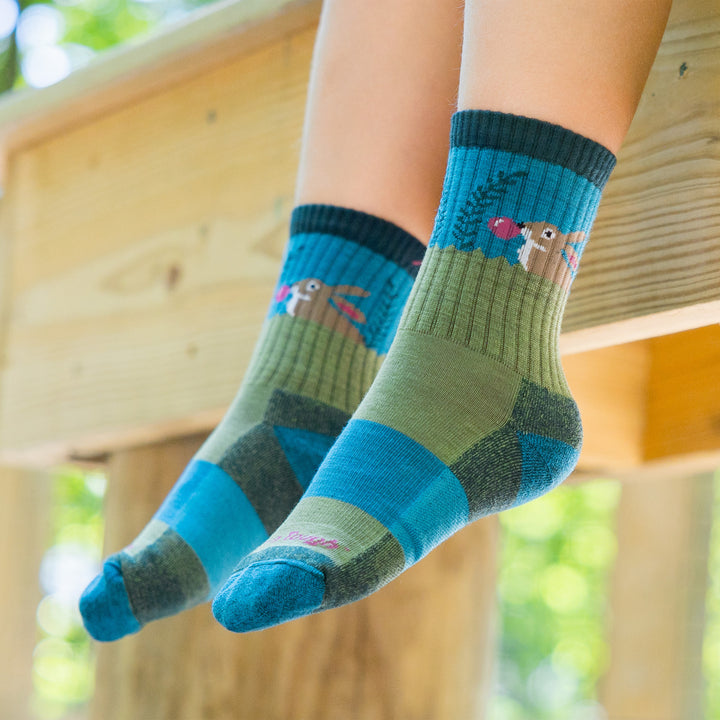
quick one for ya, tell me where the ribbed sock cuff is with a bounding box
[451,110,617,189]
[290,204,426,276]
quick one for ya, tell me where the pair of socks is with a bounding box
[80,205,425,640]
[81,110,615,639]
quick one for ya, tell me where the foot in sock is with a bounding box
[79,205,425,641]
[212,110,616,632]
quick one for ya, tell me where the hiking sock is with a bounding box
[212,110,616,632]
[79,204,425,641]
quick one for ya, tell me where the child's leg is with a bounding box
[459,0,672,153]
[79,0,463,641]
[212,0,672,632]
[296,0,463,239]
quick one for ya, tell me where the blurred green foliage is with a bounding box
[488,479,622,720]
[35,469,720,719]
[33,467,105,720]
[0,0,221,94]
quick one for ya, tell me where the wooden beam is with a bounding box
[645,325,720,465]
[0,22,315,466]
[0,0,717,464]
[92,436,499,720]
[560,0,720,354]
[567,325,720,480]
[0,0,321,176]
[564,341,650,473]
[599,473,714,719]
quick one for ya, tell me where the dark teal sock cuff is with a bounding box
[290,204,426,277]
[450,110,617,189]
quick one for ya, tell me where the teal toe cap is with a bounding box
[79,560,141,642]
[212,559,325,632]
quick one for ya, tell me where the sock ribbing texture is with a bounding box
[212,110,616,632]
[79,204,425,641]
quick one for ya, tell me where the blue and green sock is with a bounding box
[79,204,425,641]
[212,110,617,632]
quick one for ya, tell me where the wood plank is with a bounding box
[0,467,52,720]
[568,326,720,481]
[645,325,720,460]
[564,342,650,472]
[561,0,720,353]
[599,472,714,719]
[643,324,720,472]
[92,436,498,720]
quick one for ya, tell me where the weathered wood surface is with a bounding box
[599,473,714,719]
[561,0,720,352]
[91,436,499,720]
[645,325,720,465]
[0,467,52,720]
[564,325,720,478]
[0,0,716,466]
[564,342,650,472]
[0,0,322,178]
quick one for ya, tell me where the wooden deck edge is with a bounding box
[0,0,321,167]
[0,406,223,468]
[560,302,720,355]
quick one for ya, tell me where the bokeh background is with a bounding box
[0,0,215,92]
[35,467,720,720]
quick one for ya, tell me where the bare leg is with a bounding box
[295,0,464,242]
[459,0,672,153]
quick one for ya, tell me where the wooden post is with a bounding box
[599,473,715,719]
[91,436,499,720]
[0,467,52,720]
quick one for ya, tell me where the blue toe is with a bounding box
[212,559,325,632]
[79,560,142,641]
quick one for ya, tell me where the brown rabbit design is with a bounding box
[284,278,370,344]
[488,216,585,292]
[517,222,585,292]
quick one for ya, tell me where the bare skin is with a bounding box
[295,0,464,244]
[459,0,673,154]
[297,0,671,243]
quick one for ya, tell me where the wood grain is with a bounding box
[0,0,717,462]
[565,325,720,482]
[0,26,314,464]
[92,437,498,720]
[0,0,322,180]
[562,0,720,352]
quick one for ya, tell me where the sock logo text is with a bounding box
[271,530,350,552]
